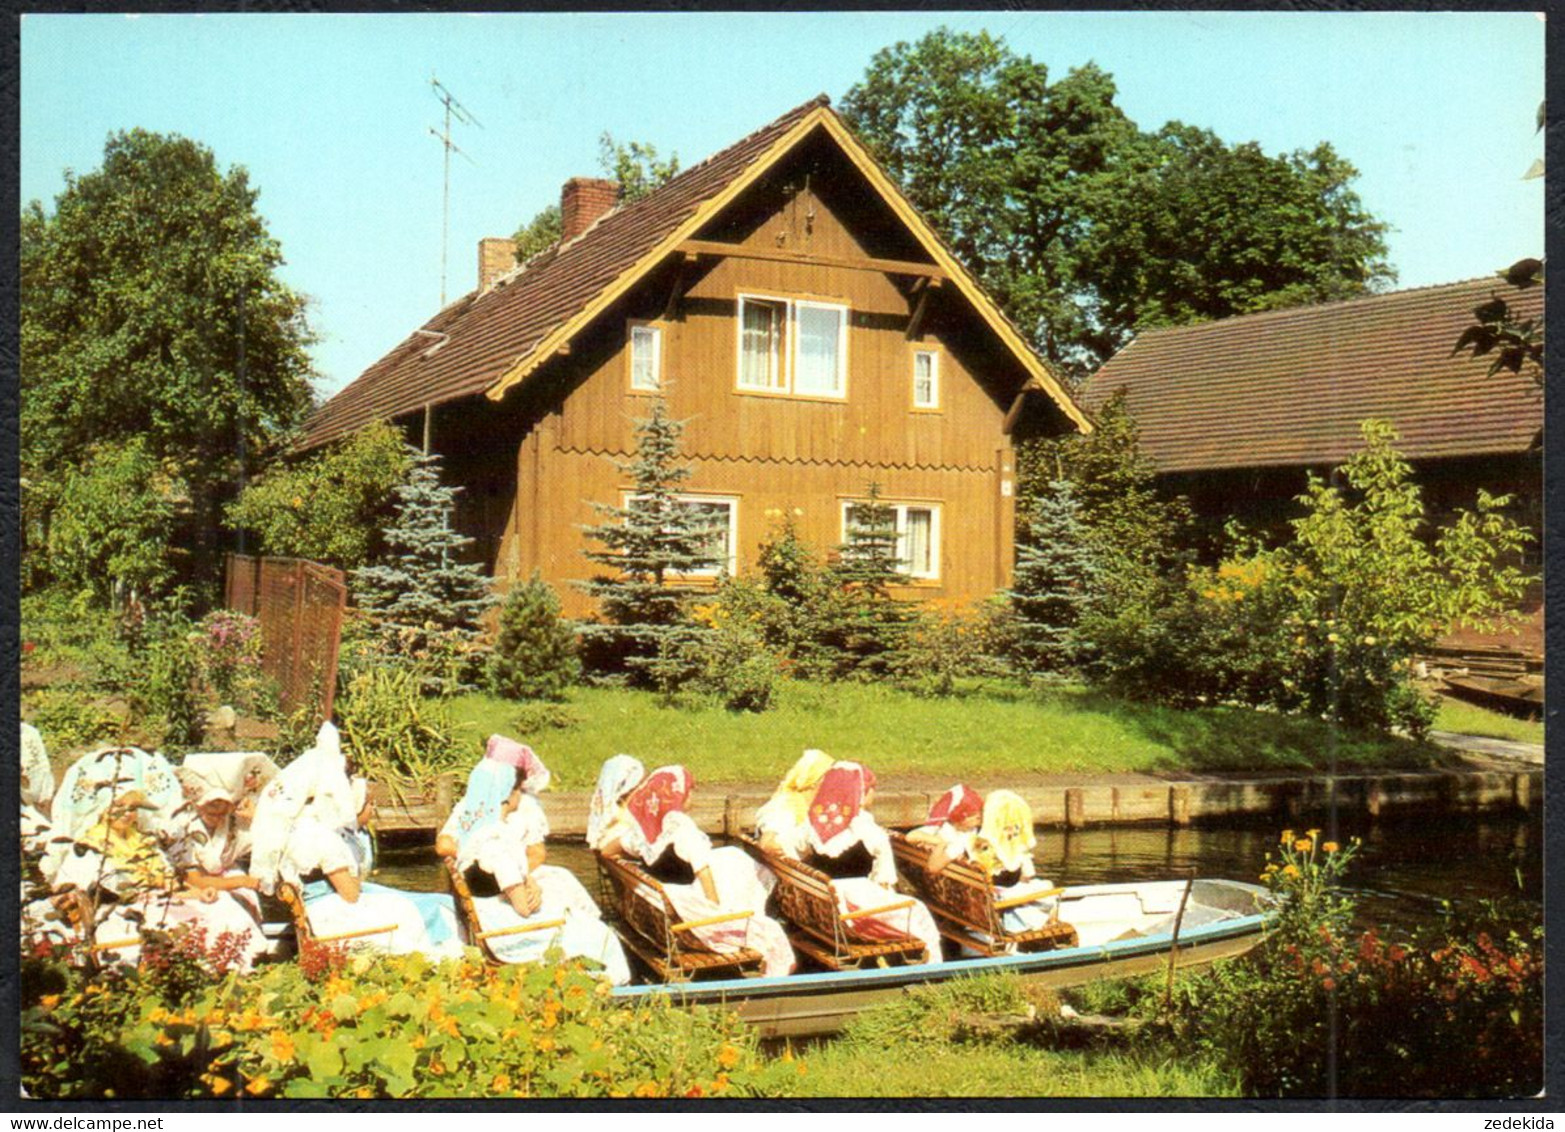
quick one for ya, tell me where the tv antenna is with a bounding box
[429,75,480,308]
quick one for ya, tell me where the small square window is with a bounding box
[630,324,662,391]
[913,350,939,408]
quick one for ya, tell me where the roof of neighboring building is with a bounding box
[301,95,1086,450]
[1079,276,1544,474]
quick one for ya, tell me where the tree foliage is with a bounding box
[21,130,316,579]
[488,572,581,702]
[824,484,916,679]
[510,204,562,264]
[226,420,414,571]
[1453,260,1544,387]
[841,28,1392,376]
[45,438,180,602]
[577,397,718,688]
[1007,478,1100,675]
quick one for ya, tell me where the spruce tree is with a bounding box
[351,447,496,693]
[577,397,719,688]
[826,483,915,679]
[1008,478,1101,675]
[489,571,581,702]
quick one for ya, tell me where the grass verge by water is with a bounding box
[446,679,1447,790]
[1432,696,1543,744]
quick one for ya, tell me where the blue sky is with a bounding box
[21,11,1546,400]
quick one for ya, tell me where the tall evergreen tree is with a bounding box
[1008,478,1100,674]
[577,397,719,688]
[351,448,495,692]
[826,483,915,679]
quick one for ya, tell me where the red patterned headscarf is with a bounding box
[927,784,982,828]
[625,765,693,847]
[807,762,872,848]
[485,735,551,794]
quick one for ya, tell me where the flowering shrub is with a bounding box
[1167,829,1542,1097]
[895,598,1011,697]
[21,950,798,1099]
[140,926,253,1006]
[194,610,266,708]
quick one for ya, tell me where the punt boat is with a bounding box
[611,877,1274,1038]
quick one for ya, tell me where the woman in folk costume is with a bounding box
[972,790,1059,941]
[600,765,795,977]
[907,784,985,876]
[753,749,834,858]
[438,737,629,982]
[44,746,183,886]
[250,721,461,959]
[170,752,279,917]
[800,762,943,964]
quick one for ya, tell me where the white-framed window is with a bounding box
[912,349,939,409]
[625,492,738,578]
[628,322,662,391]
[840,499,941,581]
[737,293,848,399]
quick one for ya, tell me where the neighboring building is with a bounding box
[1080,276,1544,648]
[302,96,1088,615]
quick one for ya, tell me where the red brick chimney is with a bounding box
[477,236,518,291]
[561,177,619,241]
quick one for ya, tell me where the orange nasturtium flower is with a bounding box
[269,1030,296,1063]
[717,1044,741,1069]
[245,1075,272,1097]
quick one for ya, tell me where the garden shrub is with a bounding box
[686,596,781,712]
[510,701,586,734]
[193,610,268,711]
[1166,830,1543,1097]
[335,667,468,788]
[21,947,798,1099]
[895,599,1011,697]
[226,419,414,572]
[25,687,129,753]
[140,616,206,753]
[488,572,581,702]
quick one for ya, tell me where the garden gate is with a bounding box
[224,554,347,720]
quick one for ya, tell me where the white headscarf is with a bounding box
[176,751,279,813]
[21,723,54,811]
[248,722,362,894]
[587,755,644,850]
[445,758,519,873]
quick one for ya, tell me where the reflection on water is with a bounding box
[371,814,1540,937]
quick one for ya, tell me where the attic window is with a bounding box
[628,322,662,391]
[737,294,847,399]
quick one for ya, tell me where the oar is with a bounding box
[994,886,1066,911]
[1163,869,1197,1008]
[310,923,400,945]
[477,918,567,942]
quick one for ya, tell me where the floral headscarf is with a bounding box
[977,790,1036,874]
[249,721,361,894]
[756,749,834,830]
[176,751,279,813]
[927,784,983,829]
[587,755,645,849]
[807,761,874,857]
[21,722,54,811]
[49,746,182,845]
[485,735,551,794]
[625,766,693,850]
[445,757,518,871]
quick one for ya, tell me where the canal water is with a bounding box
[373,812,1541,938]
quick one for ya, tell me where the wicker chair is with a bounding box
[439,855,566,965]
[593,852,764,982]
[888,831,1077,957]
[737,835,927,970]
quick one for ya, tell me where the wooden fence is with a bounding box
[224,554,347,720]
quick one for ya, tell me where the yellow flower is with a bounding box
[1280,829,1295,845]
[1282,865,1300,878]
[1307,828,1321,840]
[245,1075,272,1096]
[492,1073,511,1092]
[269,1030,296,1062]
[38,994,60,1010]
[1323,841,1340,853]
[1327,633,1340,643]
[717,1043,740,1069]
[210,1076,233,1096]
[634,1081,661,1098]
[1294,838,1312,852]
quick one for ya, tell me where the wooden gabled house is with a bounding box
[301,96,1089,615]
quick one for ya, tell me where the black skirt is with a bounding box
[644,843,697,886]
[804,840,877,881]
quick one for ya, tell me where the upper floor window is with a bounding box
[629,322,662,391]
[912,349,939,409]
[841,499,941,581]
[737,294,847,399]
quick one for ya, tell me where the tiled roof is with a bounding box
[1079,277,1544,474]
[300,96,831,449]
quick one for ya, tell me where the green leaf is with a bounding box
[306,1041,344,1080]
[330,993,358,1021]
[283,1078,332,1098]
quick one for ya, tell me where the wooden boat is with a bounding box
[609,877,1274,1038]
[1442,673,1543,719]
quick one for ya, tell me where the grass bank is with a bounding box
[446,679,1451,790]
[1433,696,1543,744]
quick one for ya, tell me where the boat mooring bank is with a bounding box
[374,763,1542,837]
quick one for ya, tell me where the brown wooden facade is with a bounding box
[310,103,1086,618]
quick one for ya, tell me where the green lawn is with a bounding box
[1433,697,1544,745]
[446,679,1447,790]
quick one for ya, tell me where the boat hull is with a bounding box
[611,878,1272,1038]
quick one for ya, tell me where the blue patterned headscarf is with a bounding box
[447,758,518,870]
